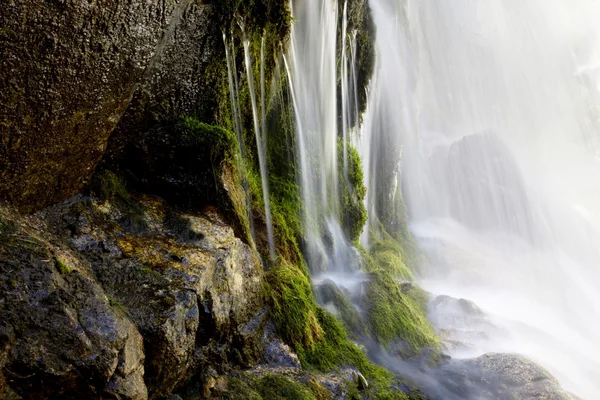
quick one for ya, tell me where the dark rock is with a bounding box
[39,194,267,398]
[0,207,147,399]
[0,0,195,212]
[260,323,301,369]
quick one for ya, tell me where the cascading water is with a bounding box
[223,32,256,243]
[287,0,361,276]
[230,20,276,259]
[361,0,600,398]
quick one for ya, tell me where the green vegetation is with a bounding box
[55,257,72,275]
[365,267,438,351]
[91,169,149,233]
[92,169,131,206]
[339,141,368,244]
[316,281,366,338]
[256,375,317,400]
[108,297,127,312]
[179,117,238,159]
[265,262,408,398]
[177,117,254,247]
[369,229,413,280]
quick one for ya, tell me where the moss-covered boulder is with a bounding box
[339,142,368,244]
[118,118,253,246]
[0,208,147,399]
[0,0,193,212]
[364,268,438,353]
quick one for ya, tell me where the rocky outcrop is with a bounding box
[393,350,575,400]
[464,353,574,400]
[0,183,268,399]
[39,192,266,399]
[429,295,504,355]
[0,0,194,212]
[0,207,146,399]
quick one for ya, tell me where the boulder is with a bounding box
[39,193,267,398]
[0,0,192,211]
[0,207,147,399]
[464,353,574,400]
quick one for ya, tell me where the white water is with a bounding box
[287,0,362,275]
[240,25,276,259]
[361,0,600,398]
[223,33,256,243]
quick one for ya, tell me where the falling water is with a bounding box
[223,32,256,243]
[361,0,600,398]
[341,1,350,182]
[349,30,360,138]
[239,24,276,259]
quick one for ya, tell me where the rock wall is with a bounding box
[0,0,193,212]
[0,189,267,399]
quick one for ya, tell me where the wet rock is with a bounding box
[113,120,252,245]
[0,208,147,399]
[39,194,267,398]
[260,323,301,369]
[0,0,194,212]
[315,280,367,338]
[409,352,575,400]
[429,295,503,354]
[464,353,574,400]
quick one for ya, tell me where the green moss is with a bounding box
[308,379,332,400]
[217,378,263,400]
[266,262,323,350]
[256,375,317,400]
[92,170,131,205]
[372,250,412,280]
[91,169,149,233]
[369,225,416,279]
[316,282,366,338]
[56,257,72,275]
[404,285,430,317]
[180,117,237,156]
[339,141,367,244]
[177,117,254,247]
[365,268,438,352]
[108,297,127,312]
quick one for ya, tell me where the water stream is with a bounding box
[360,0,600,398]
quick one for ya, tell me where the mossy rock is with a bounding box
[118,117,253,246]
[365,268,438,352]
[339,141,368,244]
[315,280,367,338]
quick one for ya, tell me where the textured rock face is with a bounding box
[107,2,217,158]
[407,352,575,400]
[0,208,146,400]
[0,0,191,212]
[429,295,503,355]
[39,194,266,399]
[463,353,574,400]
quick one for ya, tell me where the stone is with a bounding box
[0,207,147,399]
[39,193,267,398]
[0,0,194,212]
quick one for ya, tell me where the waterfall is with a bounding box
[223,32,256,244]
[238,23,276,259]
[341,1,350,183]
[286,0,363,278]
[361,0,600,398]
